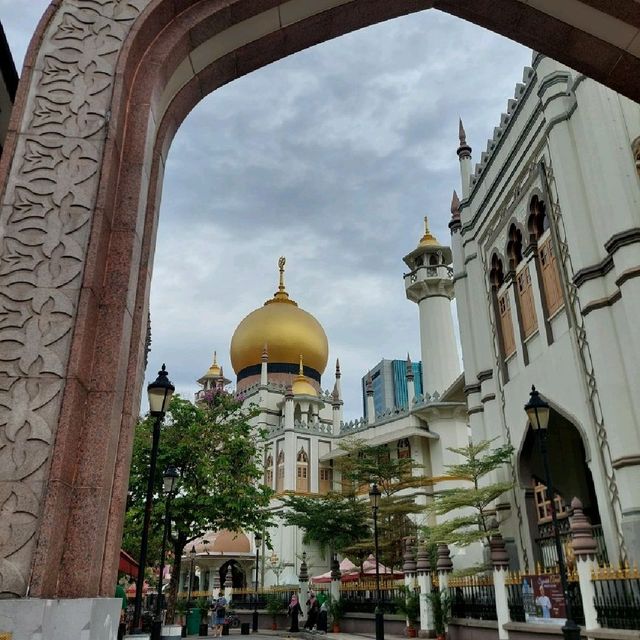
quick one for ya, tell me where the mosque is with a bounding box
[179,53,640,595]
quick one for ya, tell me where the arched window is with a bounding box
[276,450,285,492]
[265,454,273,488]
[429,254,439,266]
[490,253,515,358]
[296,448,309,493]
[530,197,563,317]
[397,438,411,459]
[508,223,537,338]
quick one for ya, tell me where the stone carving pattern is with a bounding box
[0,0,150,597]
[542,159,626,563]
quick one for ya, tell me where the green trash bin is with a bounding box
[186,608,201,636]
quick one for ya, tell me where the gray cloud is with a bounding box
[0,3,532,417]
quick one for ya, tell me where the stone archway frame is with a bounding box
[2,0,640,601]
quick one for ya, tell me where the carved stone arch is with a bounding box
[505,219,525,271]
[632,136,640,179]
[527,191,548,244]
[2,0,640,604]
[489,250,506,290]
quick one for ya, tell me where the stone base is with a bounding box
[0,597,120,640]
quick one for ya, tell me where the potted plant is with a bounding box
[197,597,210,636]
[427,590,451,640]
[394,587,420,637]
[265,593,285,630]
[327,594,345,633]
[175,598,188,635]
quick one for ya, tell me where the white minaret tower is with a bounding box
[457,118,473,198]
[403,217,460,395]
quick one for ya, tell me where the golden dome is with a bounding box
[203,352,221,378]
[230,258,328,376]
[291,356,318,397]
[419,216,439,246]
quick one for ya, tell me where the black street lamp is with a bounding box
[132,364,175,634]
[369,483,384,640]
[525,385,580,640]
[187,545,197,605]
[252,533,262,632]
[151,466,179,640]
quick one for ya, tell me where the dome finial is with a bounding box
[278,256,286,293]
[213,351,218,366]
[419,216,439,247]
[299,354,304,376]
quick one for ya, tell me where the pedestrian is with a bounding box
[288,594,302,632]
[304,592,319,630]
[213,591,227,637]
[317,592,328,633]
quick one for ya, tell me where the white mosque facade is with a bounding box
[183,53,640,593]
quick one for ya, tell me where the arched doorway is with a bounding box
[1,0,639,600]
[519,409,607,568]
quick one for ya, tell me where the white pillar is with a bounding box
[260,344,268,386]
[330,556,341,606]
[299,554,309,618]
[366,374,375,424]
[406,355,415,408]
[457,119,473,198]
[570,498,600,634]
[490,532,511,640]
[416,544,434,634]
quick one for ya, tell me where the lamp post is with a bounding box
[252,533,262,632]
[187,545,197,605]
[369,483,384,640]
[151,466,179,640]
[525,385,580,640]
[132,364,175,634]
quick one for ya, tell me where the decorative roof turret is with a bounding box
[415,542,431,574]
[335,358,341,379]
[436,543,453,573]
[570,497,598,559]
[457,118,472,159]
[449,190,461,232]
[298,551,309,582]
[402,537,417,574]
[365,371,373,396]
[406,353,414,381]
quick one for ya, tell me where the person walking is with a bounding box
[304,592,319,630]
[212,591,227,637]
[288,594,302,632]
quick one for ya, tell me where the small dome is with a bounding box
[291,355,318,396]
[190,530,252,555]
[418,216,439,247]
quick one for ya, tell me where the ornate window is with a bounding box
[319,465,333,494]
[533,479,568,524]
[296,448,309,493]
[397,438,411,459]
[539,237,564,316]
[498,292,516,357]
[276,450,285,492]
[517,266,538,338]
[265,454,273,488]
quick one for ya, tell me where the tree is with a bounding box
[281,492,370,560]
[335,439,433,571]
[423,438,514,548]
[123,392,274,622]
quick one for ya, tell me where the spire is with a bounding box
[449,189,461,231]
[265,256,297,306]
[335,358,341,378]
[298,354,304,376]
[406,353,414,380]
[366,371,373,396]
[418,215,439,247]
[262,343,268,362]
[332,381,341,405]
[456,118,472,159]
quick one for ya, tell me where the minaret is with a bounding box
[449,190,463,271]
[260,344,268,387]
[457,119,473,198]
[331,382,342,435]
[403,217,460,395]
[366,372,375,425]
[284,384,294,430]
[406,353,415,408]
[335,359,342,398]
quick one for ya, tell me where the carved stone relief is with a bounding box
[0,0,150,598]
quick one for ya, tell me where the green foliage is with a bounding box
[427,590,451,635]
[265,593,285,620]
[197,597,209,617]
[282,492,370,557]
[326,594,345,624]
[175,598,188,617]
[336,439,434,570]
[423,439,514,548]
[394,587,420,626]
[123,393,274,623]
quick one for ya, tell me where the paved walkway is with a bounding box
[186,631,406,640]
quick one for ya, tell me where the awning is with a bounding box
[119,549,139,579]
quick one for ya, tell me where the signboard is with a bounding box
[521,574,566,624]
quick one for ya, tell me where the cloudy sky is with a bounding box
[1,2,532,418]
